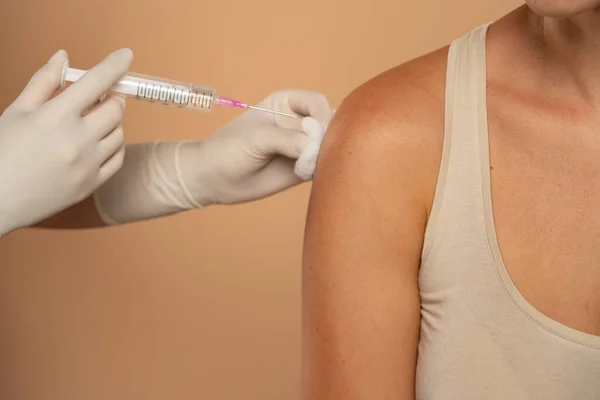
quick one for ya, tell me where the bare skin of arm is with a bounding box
[301,49,446,399]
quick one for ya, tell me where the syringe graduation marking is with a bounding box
[135,80,212,109]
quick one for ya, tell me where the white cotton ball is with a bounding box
[295,117,327,181]
[301,117,323,139]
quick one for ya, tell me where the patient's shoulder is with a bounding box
[316,47,448,209]
[322,47,447,160]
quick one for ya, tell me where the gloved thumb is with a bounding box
[12,50,68,112]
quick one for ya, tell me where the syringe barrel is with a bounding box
[119,72,215,111]
[62,68,216,112]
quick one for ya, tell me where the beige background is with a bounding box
[0,1,522,398]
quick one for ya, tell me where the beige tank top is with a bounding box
[417,24,600,399]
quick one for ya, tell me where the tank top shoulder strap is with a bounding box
[423,23,491,258]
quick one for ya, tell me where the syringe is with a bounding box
[60,67,299,119]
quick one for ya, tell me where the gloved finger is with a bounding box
[268,90,331,131]
[286,90,332,124]
[97,142,125,187]
[81,93,107,117]
[98,125,124,163]
[9,50,68,113]
[83,95,125,139]
[255,127,309,160]
[51,48,133,115]
[257,156,303,189]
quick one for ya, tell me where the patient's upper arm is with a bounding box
[301,51,446,400]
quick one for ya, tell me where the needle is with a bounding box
[246,105,299,118]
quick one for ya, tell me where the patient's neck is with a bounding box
[526,7,600,103]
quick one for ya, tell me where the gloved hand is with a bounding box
[177,89,333,206]
[93,89,332,225]
[0,48,133,236]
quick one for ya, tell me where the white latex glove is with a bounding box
[0,48,132,236]
[177,89,332,205]
[93,89,332,225]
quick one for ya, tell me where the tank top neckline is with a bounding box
[473,23,600,349]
